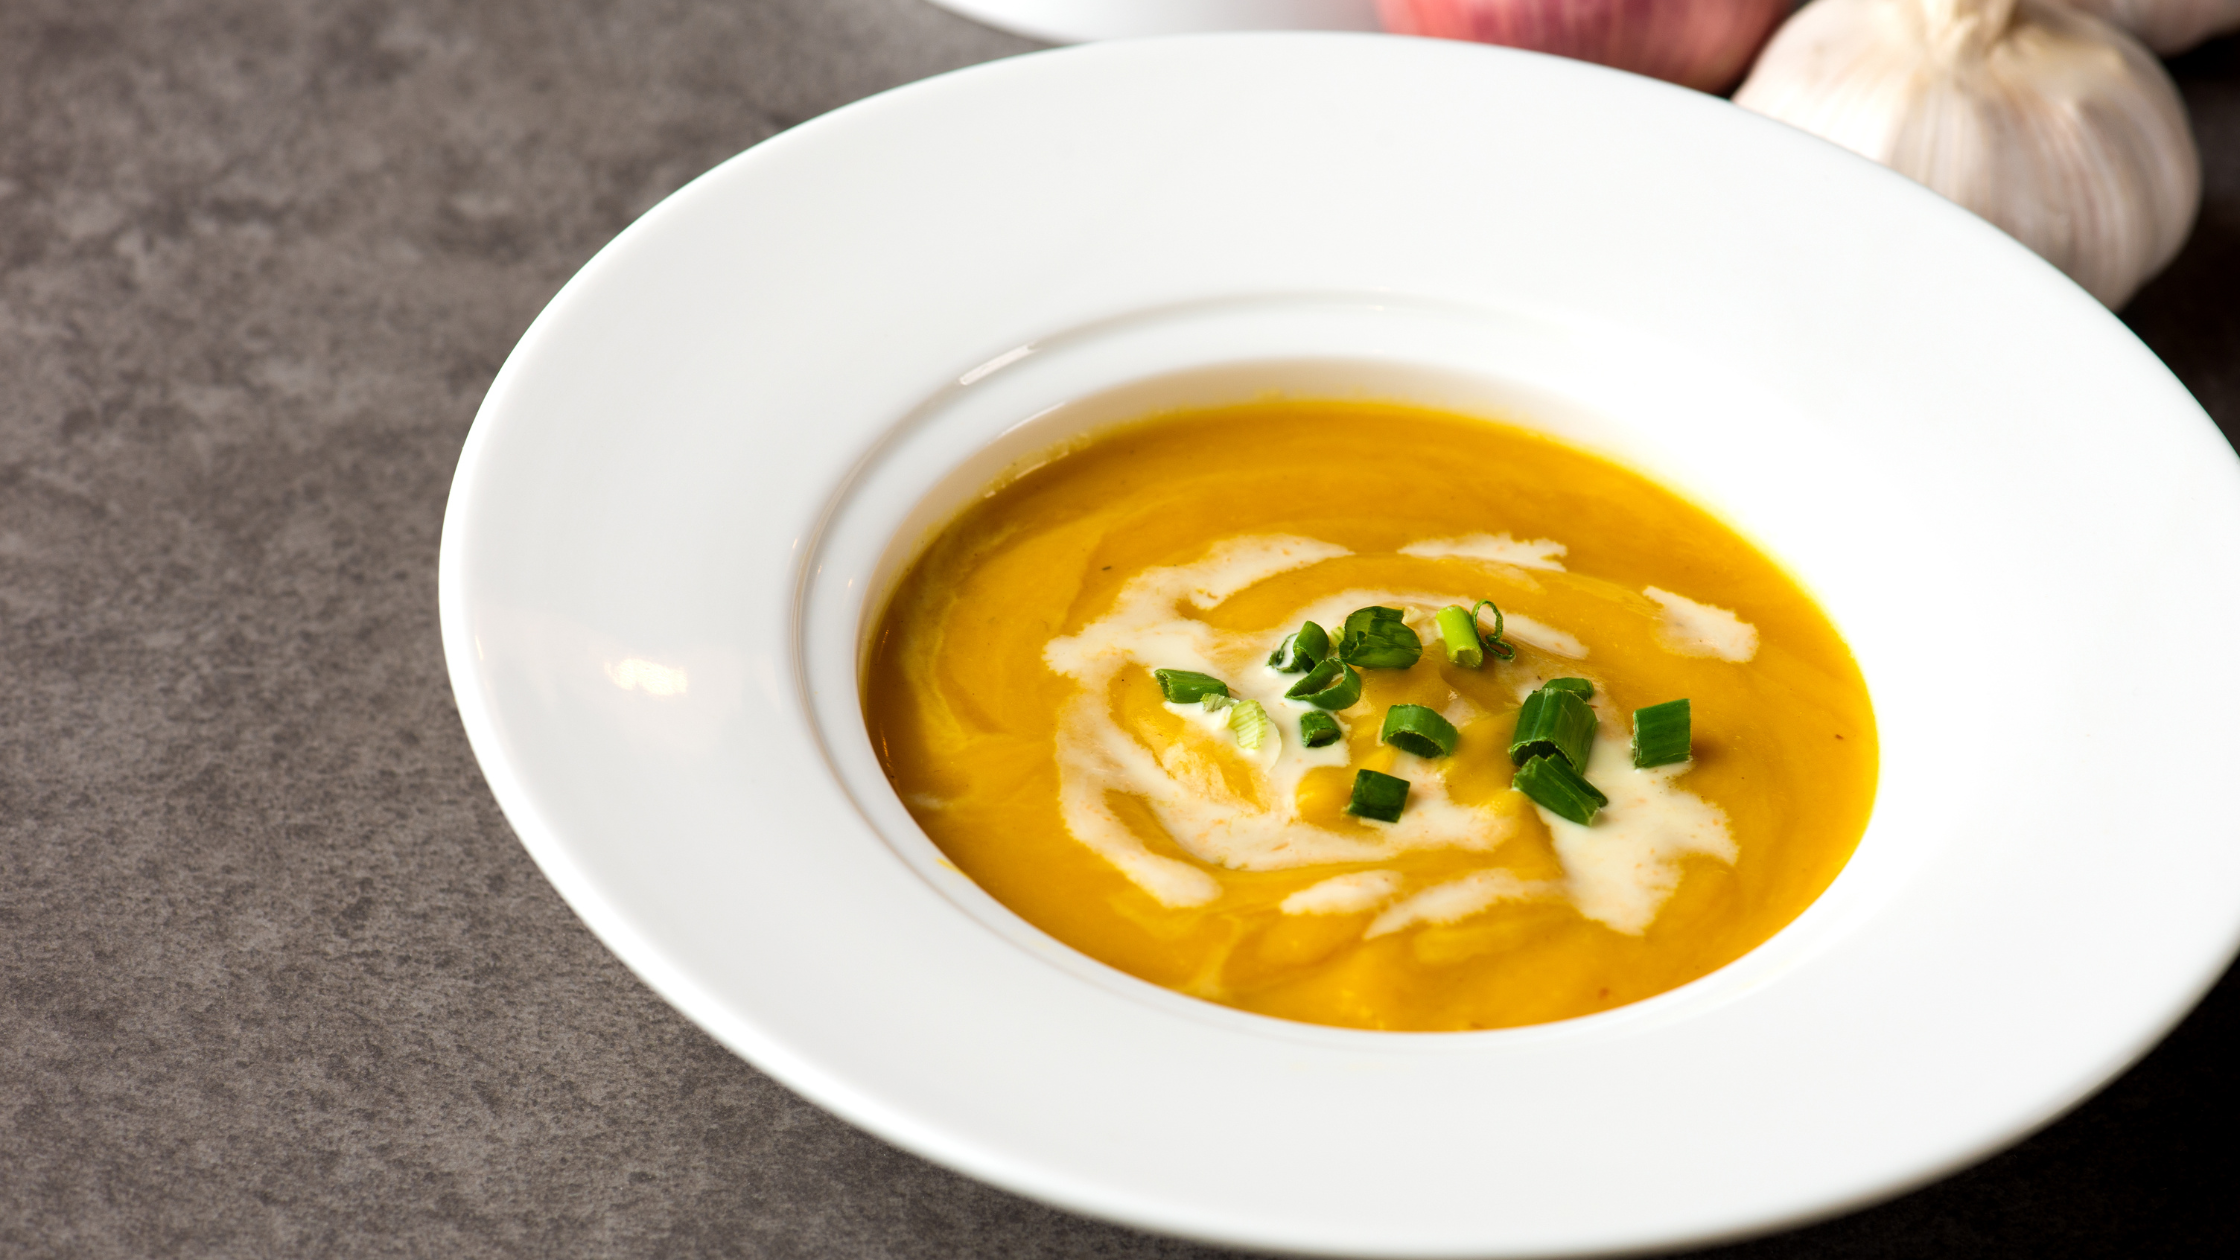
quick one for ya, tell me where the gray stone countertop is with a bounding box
[3,2,2235,1255]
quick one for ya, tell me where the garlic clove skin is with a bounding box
[1735,0,2201,308]
[1376,0,1794,93]
[2062,0,2240,55]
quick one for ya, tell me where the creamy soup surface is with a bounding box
[864,400,1876,1031]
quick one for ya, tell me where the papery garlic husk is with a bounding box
[1736,0,2201,307]
[2064,0,2240,54]
[1377,0,1794,93]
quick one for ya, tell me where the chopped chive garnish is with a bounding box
[1338,606,1423,670]
[1512,753,1608,825]
[1381,704,1459,758]
[1509,684,1597,770]
[1434,605,1484,669]
[1285,658,1337,700]
[1154,669,1229,704]
[1298,710,1343,748]
[1345,768,1411,822]
[1267,620,1329,673]
[1268,635,1305,671]
[1284,657,1363,710]
[1228,699,1273,751]
[1632,698,1692,768]
[1541,677,1594,698]
[1471,599,1517,661]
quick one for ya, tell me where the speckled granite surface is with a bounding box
[2,3,2235,1256]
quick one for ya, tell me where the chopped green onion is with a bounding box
[1509,685,1597,770]
[1284,657,1363,710]
[1435,606,1484,669]
[1228,699,1273,751]
[1631,698,1692,768]
[1471,599,1517,661]
[1155,669,1230,704]
[1298,710,1343,748]
[1268,635,1304,672]
[1267,621,1329,673]
[1345,768,1411,823]
[1199,693,1234,714]
[1512,753,1608,825]
[1338,606,1423,670]
[1380,704,1459,758]
[1541,677,1594,698]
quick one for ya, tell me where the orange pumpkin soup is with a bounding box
[864,399,1875,1031]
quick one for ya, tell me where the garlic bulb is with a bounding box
[1735,0,2200,307]
[1376,0,1794,93]
[2064,0,2240,54]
